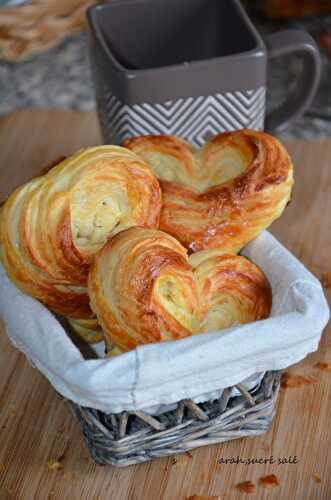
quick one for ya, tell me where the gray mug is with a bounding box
[88,0,321,146]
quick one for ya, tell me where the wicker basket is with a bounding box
[0,0,95,61]
[69,371,281,467]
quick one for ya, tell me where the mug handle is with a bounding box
[265,29,321,133]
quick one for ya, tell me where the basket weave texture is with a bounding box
[69,371,281,467]
[0,0,95,61]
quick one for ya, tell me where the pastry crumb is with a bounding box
[281,372,317,388]
[259,474,279,488]
[314,362,331,373]
[235,480,256,493]
[171,454,192,467]
[47,458,64,471]
[320,273,331,289]
[312,473,322,483]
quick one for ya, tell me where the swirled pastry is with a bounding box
[124,130,294,253]
[88,227,272,353]
[0,147,162,319]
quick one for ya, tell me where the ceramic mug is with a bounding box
[88,0,321,146]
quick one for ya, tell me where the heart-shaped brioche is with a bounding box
[88,227,272,353]
[124,130,294,253]
[0,147,161,319]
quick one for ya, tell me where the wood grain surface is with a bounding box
[0,109,330,500]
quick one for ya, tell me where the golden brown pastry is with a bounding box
[88,227,272,353]
[124,130,294,253]
[0,147,162,319]
[66,317,104,344]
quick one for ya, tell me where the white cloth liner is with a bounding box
[0,231,329,415]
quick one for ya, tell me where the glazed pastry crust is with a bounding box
[0,146,162,318]
[124,130,294,253]
[88,227,272,353]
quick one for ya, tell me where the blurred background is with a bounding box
[0,0,330,140]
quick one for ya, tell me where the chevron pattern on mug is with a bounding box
[100,87,266,146]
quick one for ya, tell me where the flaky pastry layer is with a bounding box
[0,147,162,318]
[124,130,294,253]
[88,227,272,353]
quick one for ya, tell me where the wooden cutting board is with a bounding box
[0,109,330,500]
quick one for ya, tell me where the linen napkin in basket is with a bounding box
[0,231,329,414]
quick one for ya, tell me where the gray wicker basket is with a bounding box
[68,370,281,467]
